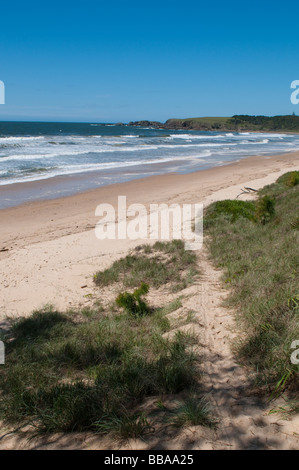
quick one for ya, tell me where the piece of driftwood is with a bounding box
[244,187,258,192]
[236,187,258,199]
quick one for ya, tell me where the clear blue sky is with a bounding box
[0,0,298,122]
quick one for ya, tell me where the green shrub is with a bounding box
[204,200,256,227]
[116,282,150,317]
[254,195,275,225]
[277,171,299,187]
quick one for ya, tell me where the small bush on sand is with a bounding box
[204,200,256,227]
[254,195,275,225]
[116,282,150,317]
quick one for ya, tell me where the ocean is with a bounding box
[1,121,299,208]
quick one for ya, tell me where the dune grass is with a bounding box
[205,172,299,396]
[0,305,200,435]
[93,239,199,292]
[0,240,211,438]
[170,394,216,428]
[277,170,299,188]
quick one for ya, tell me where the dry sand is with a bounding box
[1,151,299,320]
[0,151,299,449]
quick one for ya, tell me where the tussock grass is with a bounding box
[170,394,216,428]
[205,174,299,397]
[0,304,200,435]
[94,239,199,292]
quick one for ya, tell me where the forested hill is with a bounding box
[128,115,299,132]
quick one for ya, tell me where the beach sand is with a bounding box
[0,151,299,450]
[1,150,299,320]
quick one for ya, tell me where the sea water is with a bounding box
[1,121,298,208]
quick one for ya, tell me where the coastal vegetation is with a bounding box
[0,240,213,437]
[129,115,299,132]
[205,171,299,402]
[94,239,199,293]
[1,172,298,441]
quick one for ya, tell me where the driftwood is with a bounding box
[236,187,258,199]
[244,187,258,192]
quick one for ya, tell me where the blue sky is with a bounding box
[0,0,298,122]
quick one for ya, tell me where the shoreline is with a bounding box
[1,127,299,209]
[0,148,294,209]
[1,149,299,210]
[1,151,299,250]
[0,151,285,211]
[0,150,299,319]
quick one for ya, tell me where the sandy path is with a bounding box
[196,248,299,450]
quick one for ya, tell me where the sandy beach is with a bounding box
[0,151,299,450]
[2,0,299,451]
[1,150,299,320]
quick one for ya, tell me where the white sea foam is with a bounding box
[240,139,269,145]
[254,133,290,138]
[0,151,213,185]
[1,127,299,188]
[0,136,44,143]
[168,134,227,140]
